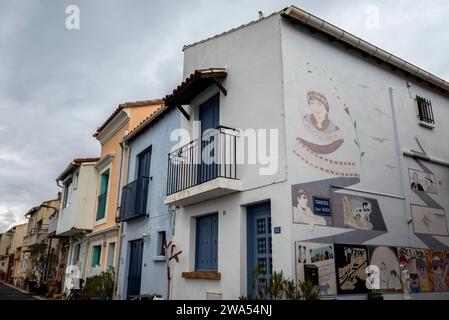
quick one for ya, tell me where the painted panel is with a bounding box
[368,246,401,291]
[398,248,431,293]
[334,244,370,295]
[411,205,448,236]
[409,169,438,194]
[295,242,337,296]
[426,250,448,292]
[342,194,386,231]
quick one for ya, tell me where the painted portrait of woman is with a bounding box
[294,89,359,178]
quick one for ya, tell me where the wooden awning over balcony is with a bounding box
[163,68,227,119]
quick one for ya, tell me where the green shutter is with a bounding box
[96,171,109,220]
[91,246,101,268]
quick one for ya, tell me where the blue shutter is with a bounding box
[195,213,218,271]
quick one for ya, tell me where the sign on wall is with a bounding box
[313,197,331,216]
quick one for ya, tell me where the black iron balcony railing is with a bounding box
[167,126,239,195]
[119,177,150,222]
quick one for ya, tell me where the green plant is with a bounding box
[267,271,286,300]
[298,280,320,300]
[367,292,384,301]
[247,268,320,300]
[284,279,302,300]
[82,269,114,300]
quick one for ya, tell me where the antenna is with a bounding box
[258,11,264,19]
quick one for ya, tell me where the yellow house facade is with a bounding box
[85,100,163,279]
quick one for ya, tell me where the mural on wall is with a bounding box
[368,246,401,291]
[295,242,337,296]
[398,248,430,293]
[292,185,332,226]
[293,89,360,178]
[411,205,448,236]
[426,250,448,292]
[409,169,438,194]
[407,138,449,250]
[342,194,387,231]
[334,244,370,294]
[446,251,449,289]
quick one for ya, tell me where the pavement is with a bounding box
[0,282,37,300]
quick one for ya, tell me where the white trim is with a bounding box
[94,166,112,226]
[96,110,129,145]
[95,153,115,171]
[402,148,449,168]
[418,121,435,129]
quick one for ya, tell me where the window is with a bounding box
[416,95,434,126]
[72,243,80,264]
[106,242,115,271]
[73,171,79,190]
[156,231,167,256]
[62,179,73,209]
[195,213,218,272]
[96,170,109,221]
[91,245,101,268]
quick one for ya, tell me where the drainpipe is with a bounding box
[114,139,128,299]
[389,87,413,246]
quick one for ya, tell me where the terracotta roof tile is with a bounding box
[163,68,227,106]
[123,104,167,141]
[93,99,164,137]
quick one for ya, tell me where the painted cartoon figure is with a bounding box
[430,256,447,292]
[297,245,307,264]
[343,196,373,230]
[293,189,326,226]
[416,257,430,292]
[294,90,359,178]
[410,172,424,192]
[387,270,402,290]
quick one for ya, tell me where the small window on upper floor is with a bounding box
[73,171,79,190]
[416,95,434,128]
[62,178,73,209]
[156,231,167,257]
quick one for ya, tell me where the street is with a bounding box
[0,283,37,300]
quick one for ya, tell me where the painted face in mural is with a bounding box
[309,100,328,129]
[297,193,309,209]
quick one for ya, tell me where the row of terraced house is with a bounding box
[2,6,449,300]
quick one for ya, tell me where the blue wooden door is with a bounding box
[198,94,219,183]
[127,239,144,299]
[247,202,272,298]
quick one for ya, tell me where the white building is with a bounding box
[166,6,449,300]
[55,157,99,283]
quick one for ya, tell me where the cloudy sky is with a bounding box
[0,0,448,233]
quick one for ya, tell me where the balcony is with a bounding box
[119,177,150,222]
[165,126,241,206]
[23,226,49,250]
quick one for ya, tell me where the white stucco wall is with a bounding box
[56,164,98,235]
[171,13,449,300]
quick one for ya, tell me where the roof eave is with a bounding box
[281,5,449,94]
